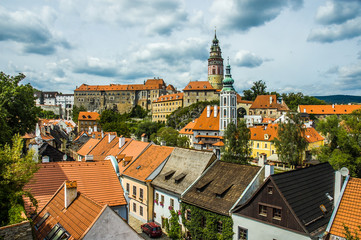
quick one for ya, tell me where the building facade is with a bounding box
[249,95,289,118]
[182,81,219,108]
[152,92,183,122]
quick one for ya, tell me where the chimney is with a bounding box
[119,137,125,148]
[332,104,335,108]
[94,125,98,132]
[141,133,148,142]
[207,105,211,118]
[258,154,266,167]
[303,108,306,113]
[108,134,116,143]
[264,164,274,179]
[270,96,273,104]
[101,130,104,138]
[334,171,342,207]
[64,181,77,208]
[214,105,218,117]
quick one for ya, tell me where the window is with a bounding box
[186,209,191,221]
[133,186,136,196]
[217,221,223,234]
[155,193,159,201]
[256,143,259,148]
[170,198,174,208]
[268,187,273,194]
[161,195,164,204]
[273,208,282,220]
[133,203,136,212]
[35,212,50,229]
[259,204,267,217]
[126,183,130,194]
[140,188,143,199]
[238,227,248,240]
[140,206,143,216]
[46,224,70,240]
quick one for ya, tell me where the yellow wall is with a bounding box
[152,99,183,122]
[250,140,276,158]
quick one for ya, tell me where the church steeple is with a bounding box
[222,58,235,92]
[208,30,224,90]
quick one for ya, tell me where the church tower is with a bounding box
[208,30,224,90]
[220,59,237,134]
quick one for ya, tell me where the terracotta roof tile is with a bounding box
[303,127,325,143]
[123,145,174,182]
[74,79,165,92]
[330,178,361,237]
[193,106,219,131]
[77,138,100,156]
[154,92,183,102]
[179,119,198,135]
[166,84,176,91]
[78,111,100,121]
[33,182,104,240]
[116,139,151,173]
[250,95,289,111]
[24,161,126,215]
[299,105,361,115]
[182,81,216,91]
[250,124,278,141]
[88,134,118,161]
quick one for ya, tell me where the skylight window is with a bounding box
[136,165,141,170]
[196,180,213,192]
[35,212,50,229]
[174,173,187,184]
[164,170,176,180]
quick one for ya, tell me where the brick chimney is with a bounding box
[207,105,211,118]
[214,105,218,117]
[64,181,77,208]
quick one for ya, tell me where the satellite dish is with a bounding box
[63,154,68,161]
[340,167,349,176]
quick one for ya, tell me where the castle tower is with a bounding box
[208,30,224,90]
[220,59,237,134]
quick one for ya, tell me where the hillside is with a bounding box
[313,95,361,104]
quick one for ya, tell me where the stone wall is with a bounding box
[0,221,33,240]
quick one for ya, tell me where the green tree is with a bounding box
[72,105,86,123]
[151,127,189,147]
[37,109,59,119]
[221,120,251,164]
[101,122,131,137]
[0,72,39,146]
[273,114,308,167]
[0,135,39,226]
[168,209,181,240]
[281,92,326,111]
[134,121,164,139]
[129,105,149,118]
[315,110,361,177]
[242,80,267,101]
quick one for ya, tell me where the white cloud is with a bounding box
[233,50,268,68]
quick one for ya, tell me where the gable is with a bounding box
[234,179,306,234]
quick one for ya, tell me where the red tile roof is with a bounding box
[299,105,361,115]
[303,127,324,143]
[116,139,151,173]
[250,95,289,111]
[77,138,100,156]
[24,161,126,214]
[154,92,183,102]
[123,145,174,182]
[250,124,279,141]
[78,111,100,121]
[179,119,198,135]
[166,84,176,91]
[183,81,216,91]
[193,106,220,131]
[329,178,361,237]
[33,182,104,240]
[75,79,165,92]
[88,134,118,161]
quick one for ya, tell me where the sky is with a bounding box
[1,0,361,96]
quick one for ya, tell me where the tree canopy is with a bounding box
[151,127,189,148]
[72,105,86,123]
[0,72,39,146]
[315,110,361,177]
[0,135,39,226]
[273,114,308,167]
[242,80,267,101]
[221,120,251,164]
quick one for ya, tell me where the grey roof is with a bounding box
[182,161,261,215]
[152,148,216,195]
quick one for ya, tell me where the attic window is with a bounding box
[311,110,313,112]
[196,180,213,192]
[174,173,187,183]
[203,85,207,88]
[82,115,86,118]
[215,184,234,198]
[136,165,141,170]
[35,212,50,229]
[46,224,70,240]
[164,170,176,180]
[88,115,91,118]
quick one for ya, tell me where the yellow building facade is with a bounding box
[152,92,183,122]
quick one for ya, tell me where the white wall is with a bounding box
[232,214,311,240]
[153,188,181,228]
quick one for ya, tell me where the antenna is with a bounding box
[340,167,349,176]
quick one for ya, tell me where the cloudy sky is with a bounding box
[1,0,361,96]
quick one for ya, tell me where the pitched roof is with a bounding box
[329,177,361,237]
[193,106,219,131]
[88,134,118,160]
[182,81,216,91]
[154,92,183,102]
[77,138,100,156]
[24,161,126,214]
[33,182,104,239]
[122,145,174,182]
[249,124,278,141]
[298,105,361,115]
[179,119,198,135]
[116,139,150,174]
[182,161,261,215]
[152,148,216,195]
[250,95,289,111]
[271,163,334,235]
[303,127,324,143]
[166,84,176,91]
[78,111,100,121]
[74,79,165,92]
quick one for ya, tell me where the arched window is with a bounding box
[224,109,227,117]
